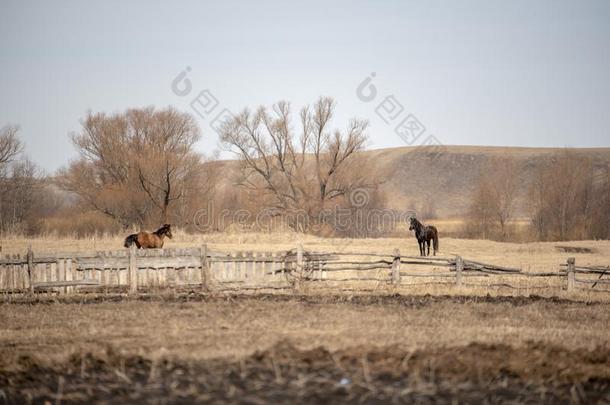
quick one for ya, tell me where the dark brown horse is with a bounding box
[409,217,439,256]
[123,224,173,249]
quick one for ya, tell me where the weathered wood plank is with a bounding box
[129,246,137,293]
[400,272,488,278]
[57,259,65,294]
[456,256,463,286]
[567,257,575,292]
[201,244,210,290]
[27,248,34,293]
[574,277,610,285]
[66,258,74,293]
[34,279,99,288]
[76,256,204,270]
[392,249,401,285]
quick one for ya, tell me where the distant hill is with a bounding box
[214,146,610,219]
[367,145,610,218]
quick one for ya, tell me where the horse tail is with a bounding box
[124,234,138,248]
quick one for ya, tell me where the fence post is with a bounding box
[294,244,304,292]
[392,248,401,285]
[200,244,211,291]
[567,257,575,292]
[27,246,34,294]
[129,246,138,294]
[65,258,73,294]
[57,259,66,295]
[455,256,463,286]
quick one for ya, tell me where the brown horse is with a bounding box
[123,224,173,249]
[409,217,439,256]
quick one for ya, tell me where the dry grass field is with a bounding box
[1,233,610,402]
[1,294,610,403]
[2,231,610,293]
[3,230,610,272]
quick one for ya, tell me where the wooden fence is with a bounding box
[0,244,608,294]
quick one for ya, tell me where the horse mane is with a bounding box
[154,224,171,236]
[410,217,424,230]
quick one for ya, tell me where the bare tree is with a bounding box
[591,164,610,239]
[59,107,216,228]
[0,125,22,168]
[467,174,495,239]
[528,150,594,241]
[219,97,369,230]
[132,108,205,222]
[0,158,43,231]
[0,126,46,234]
[467,157,519,240]
[529,164,549,240]
[490,157,519,239]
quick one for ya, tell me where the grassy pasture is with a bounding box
[2,231,609,272]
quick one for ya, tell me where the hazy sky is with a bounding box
[1,0,609,172]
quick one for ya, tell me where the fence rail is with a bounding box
[0,244,607,294]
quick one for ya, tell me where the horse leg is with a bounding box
[426,240,430,256]
[419,241,424,256]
